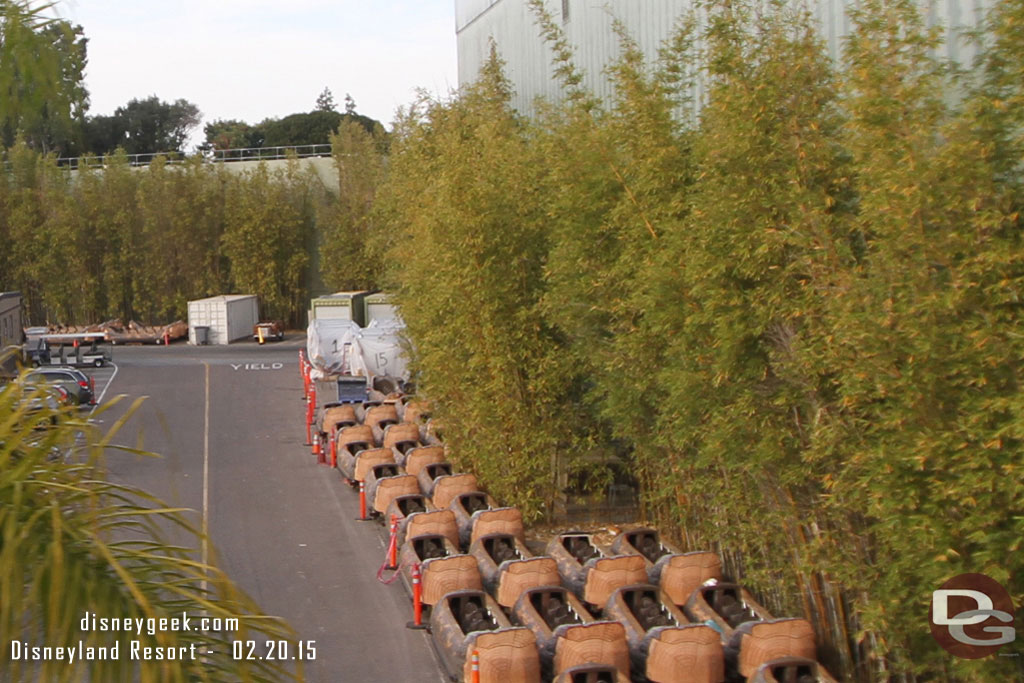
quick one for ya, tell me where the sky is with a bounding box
[57,1,459,149]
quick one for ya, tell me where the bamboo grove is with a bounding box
[0,151,306,326]
[1,0,1022,679]
[376,0,1023,680]
[0,118,384,328]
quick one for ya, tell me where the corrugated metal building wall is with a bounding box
[456,0,994,116]
[0,292,22,348]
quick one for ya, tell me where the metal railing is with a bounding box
[53,144,334,170]
[208,144,333,162]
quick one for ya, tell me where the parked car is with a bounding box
[0,380,68,432]
[25,367,95,407]
[1,382,75,463]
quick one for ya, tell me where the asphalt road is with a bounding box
[90,337,444,683]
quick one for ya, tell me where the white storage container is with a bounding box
[363,292,401,327]
[309,291,371,326]
[187,295,259,345]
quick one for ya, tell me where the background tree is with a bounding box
[81,113,126,157]
[132,157,229,321]
[33,156,82,322]
[530,2,701,527]
[259,110,379,147]
[811,0,1024,676]
[1,142,50,322]
[221,160,314,325]
[201,111,383,151]
[68,151,141,320]
[260,111,341,147]
[376,54,578,518]
[319,118,387,291]
[85,151,145,321]
[34,19,88,153]
[315,87,336,112]
[103,95,201,155]
[1,143,318,325]
[0,1,89,153]
[369,1,1023,677]
[644,0,862,671]
[200,118,264,151]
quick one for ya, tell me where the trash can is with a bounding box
[194,326,210,346]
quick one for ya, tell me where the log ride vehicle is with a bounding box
[550,621,631,682]
[400,398,431,424]
[383,494,435,534]
[466,506,524,548]
[430,473,479,511]
[685,581,832,681]
[611,527,723,609]
[334,426,379,481]
[422,417,445,445]
[430,590,541,682]
[389,505,447,552]
[468,532,559,609]
[396,509,459,557]
[364,465,418,517]
[398,517,482,614]
[380,422,421,458]
[360,402,399,431]
[416,461,454,498]
[104,320,186,345]
[603,584,724,683]
[449,491,500,549]
[321,402,358,433]
[552,663,630,682]
[511,585,598,678]
[352,448,394,485]
[749,656,832,683]
[546,533,648,610]
[397,443,446,473]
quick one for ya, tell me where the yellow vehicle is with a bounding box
[253,321,285,343]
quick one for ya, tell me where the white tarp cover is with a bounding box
[306,319,409,381]
[358,326,409,379]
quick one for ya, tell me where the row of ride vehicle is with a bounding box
[308,381,837,683]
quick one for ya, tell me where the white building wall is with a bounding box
[456,0,558,112]
[455,0,995,116]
